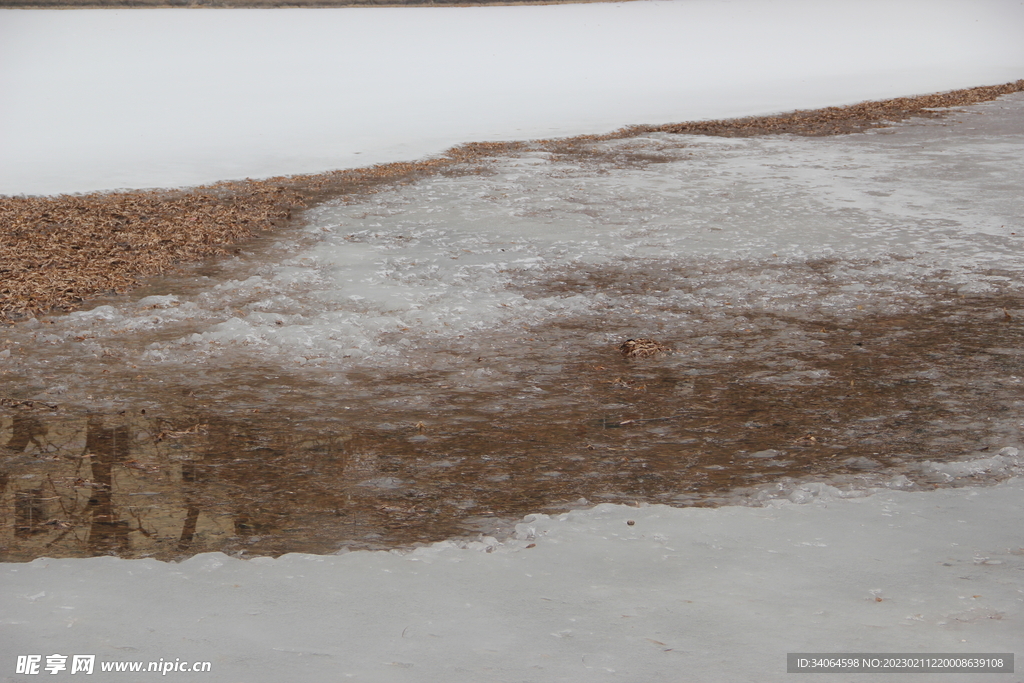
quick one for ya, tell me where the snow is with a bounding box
[3,477,1022,682]
[3,1,1024,679]
[1,0,1023,196]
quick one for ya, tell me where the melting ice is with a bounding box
[5,94,1024,392]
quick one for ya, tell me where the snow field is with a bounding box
[2,0,1024,196]
[3,477,1022,682]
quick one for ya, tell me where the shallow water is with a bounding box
[3,94,1024,560]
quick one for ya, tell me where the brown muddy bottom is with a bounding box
[4,283,1023,561]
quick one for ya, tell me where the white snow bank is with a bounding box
[2,0,1023,196]
[3,478,1021,682]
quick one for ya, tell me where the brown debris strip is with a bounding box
[0,181,303,321]
[541,79,1024,145]
[2,80,1022,323]
[632,79,1024,138]
[0,150,522,323]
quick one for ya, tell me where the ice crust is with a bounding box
[2,478,1022,682]
[3,0,1023,196]
[6,95,1024,384]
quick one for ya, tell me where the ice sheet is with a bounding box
[2,0,1024,195]
[4,94,1023,390]
[2,477,1021,682]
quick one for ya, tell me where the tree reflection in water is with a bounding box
[2,295,1023,561]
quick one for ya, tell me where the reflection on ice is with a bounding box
[4,293,1024,560]
[3,94,1024,560]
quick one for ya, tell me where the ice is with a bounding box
[2,0,1024,196]
[3,1,1024,678]
[2,479,1022,681]
[5,94,1024,396]
[918,447,1023,483]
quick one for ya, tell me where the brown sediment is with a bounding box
[613,79,1024,138]
[4,293,1023,560]
[2,79,1022,323]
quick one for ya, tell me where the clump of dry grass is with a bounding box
[0,181,304,321]
[2,80,1022,323]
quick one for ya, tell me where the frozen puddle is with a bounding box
[3,94,1024,560]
